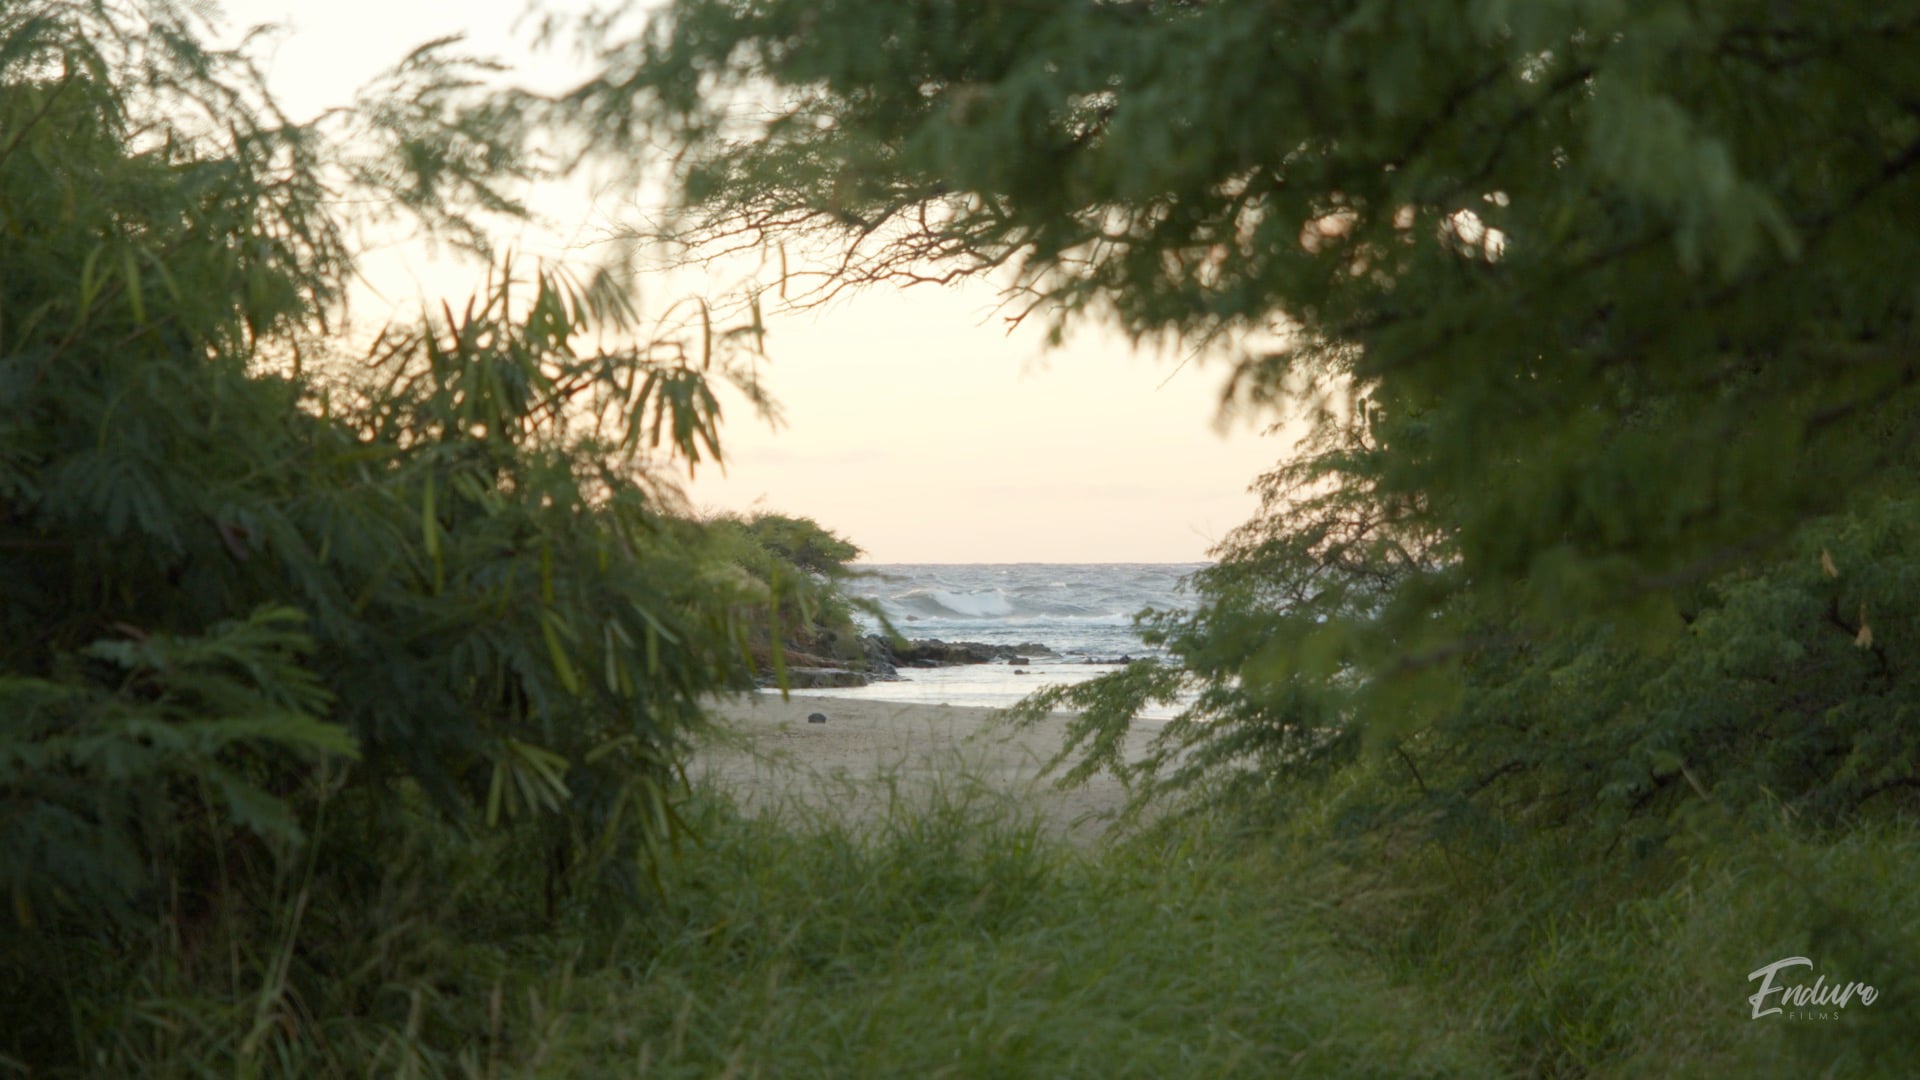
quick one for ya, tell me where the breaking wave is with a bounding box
[848,563,1203,657]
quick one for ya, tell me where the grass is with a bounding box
[571,785,1491,1077]
[12,762,1920,1077]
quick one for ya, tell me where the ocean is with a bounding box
[773,563,1206,715]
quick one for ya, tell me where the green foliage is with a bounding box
[576,787,1489,1068]
[703,511,862,605]
[573,0,1920,611]
[496,789,1499,1078]
[1,606,349,928]
[580,21,1920,1070]
[704,510,872,667]
[7,779,1501,1077]
[1020,455,1920,858]
[10,0,1918,1072]
[734,510,862,575]
[587,0,1920,847]
[0,2,824,1068]
[30,763,1919,1078]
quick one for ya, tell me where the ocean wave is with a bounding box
[848,563,1201,655]
[894,588,1012,618]
[882,587,1113,621]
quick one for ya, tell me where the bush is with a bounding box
[0,3,798,1068]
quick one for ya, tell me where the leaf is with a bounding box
[75,243,106,324]
[1821,548,1838,578]
[207,764,303,844]
[196,712,359,760]
[421,472,442,593]
[487,739,572,823]
[121,247,144,324]
[541,608,582,695]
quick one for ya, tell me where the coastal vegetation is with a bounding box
[703,511,872,678]
[5,0,1917,1076]
[0,2,835,1069]
[568,0,1920,1073]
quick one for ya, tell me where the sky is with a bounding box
[215,0,1287,563]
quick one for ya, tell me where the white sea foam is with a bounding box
[855,564,1198,653]
[897,588,1016,618]
[822,563,1207,714]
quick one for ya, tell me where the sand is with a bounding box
[693,693,1135,843]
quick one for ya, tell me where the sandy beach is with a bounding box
[694,693,1135,842]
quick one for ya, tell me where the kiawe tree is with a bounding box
[567,1,1920,837]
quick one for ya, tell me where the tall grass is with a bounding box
[14,766,1918,1077]
[576,784,1491,1077]
[1262,796,1920,1078]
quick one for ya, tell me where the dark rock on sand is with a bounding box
[886,638,1056,667]
[807,712,828,724]
[891,639,995,666]
[860,634,900,679]
[783,667,869,689]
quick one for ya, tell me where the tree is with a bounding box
[736,512,862,576]
[563,1,1920,836]
[0,2,789,1047]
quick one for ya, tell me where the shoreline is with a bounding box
[694,693,1136,843]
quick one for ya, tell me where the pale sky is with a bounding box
[216,0,1285,562]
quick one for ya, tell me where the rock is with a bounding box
[860,633,900,679]
[1007,655,1031,666]
[889,638,977,667]
[807,712,827,724]
[778,648,843,669]
[888,638,1057,667]
[858,637,1060,671]
[783,667,869,689]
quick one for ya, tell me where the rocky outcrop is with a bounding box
[755,636,1066,688]
[879,637,1055,668]
[861,634,899,679]
[753,639,898,689]
[784,667,870,689]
